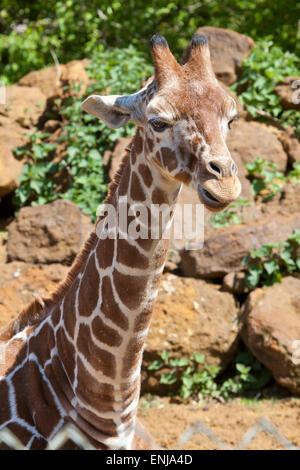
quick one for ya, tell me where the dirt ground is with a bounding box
[138,396,300,450]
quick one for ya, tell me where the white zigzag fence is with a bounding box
[0,417,299,450]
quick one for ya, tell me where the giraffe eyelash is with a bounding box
[228,114,239,130]
[148,118,171,132]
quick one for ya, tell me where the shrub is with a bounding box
[233,41,300,138]
[245,158,300,202]
[0,1,299,84]
[148,348,272,401]
[242,229,300,289]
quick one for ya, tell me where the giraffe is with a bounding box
[0,34,241,450]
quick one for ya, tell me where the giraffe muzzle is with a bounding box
[197,185,229,211]
[197,174,241,212]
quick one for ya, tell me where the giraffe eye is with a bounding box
[149,118,170,132]
[228,114,239,130]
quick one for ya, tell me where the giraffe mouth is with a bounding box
[197,185,228,212]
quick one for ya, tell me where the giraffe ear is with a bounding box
[81,95,132,128]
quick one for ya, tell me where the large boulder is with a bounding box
[263,182,300,217]
[279,127,300,164]
[182,26,254,85]
[0,84,47,128]
[275,77,300,111]
[181,212,300,279]
[0,262,68,329]
[7,199,93,264]
[240,277,300,396]
[0,125,28,197]
[18,59,90,100]
[0,82,48,197]
[142,273,239,393]
[227,120,288,172]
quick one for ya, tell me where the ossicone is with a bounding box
[181,33,215,80]
[150,33,181,89]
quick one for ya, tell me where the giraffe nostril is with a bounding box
[208,161,222,175]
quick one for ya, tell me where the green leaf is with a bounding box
[263,259,279,275]
[160,350,168,362]
[246,263,263,289]
[148,360,163,371]
[67,146,79,159]
[251,179,265,195]
[160,372,178,385]
[280,249,296,270]
[190,352,205,364]
[256,245,272,258]
[169,357,189,367]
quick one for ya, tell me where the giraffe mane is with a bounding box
[0,140,133,342]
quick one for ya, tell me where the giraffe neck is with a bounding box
[41,129,181,449]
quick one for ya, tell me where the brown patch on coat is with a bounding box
[101,276,129,331]
[130,172,146,202]
[139,163,153,188]
[114,270,148,310]
[97,237,115,269]
[117,239,149,269]
[78,255,99,317]
[160,147,178,172]
[78,323,117,378]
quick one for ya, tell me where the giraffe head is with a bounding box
[82,34,241,212]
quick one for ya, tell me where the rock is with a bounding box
[18,59,90,100]
[0,231,7,264]
[279,183,300,214]
[278,128,300,164]
[227,120,288,172]
[223,272,249,294]
[0,262,68,329]
[182,26,254,85]
[275,77,300,111]
[43,120,61,133]
[0,85,47,128]
[164,248,181,273]
[181,212,300,279]
[142,273,239,393]
[240,277,300,396]
[0,125,28,197]
[18,66,60,99]
[103,137,132,180]
[60,59,90,95]
[260,181,300,217]
[7,199,93,264]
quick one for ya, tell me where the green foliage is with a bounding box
[245,158,300,201]
[233,41,300,138]
[0,1,299,84]
[148,348,272,401]
[208,198,250,228]
[245,157,285,201]
[85,45,153,95]
[242,229,300,289]
[14,131,59,206]
[13,47,152,220]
